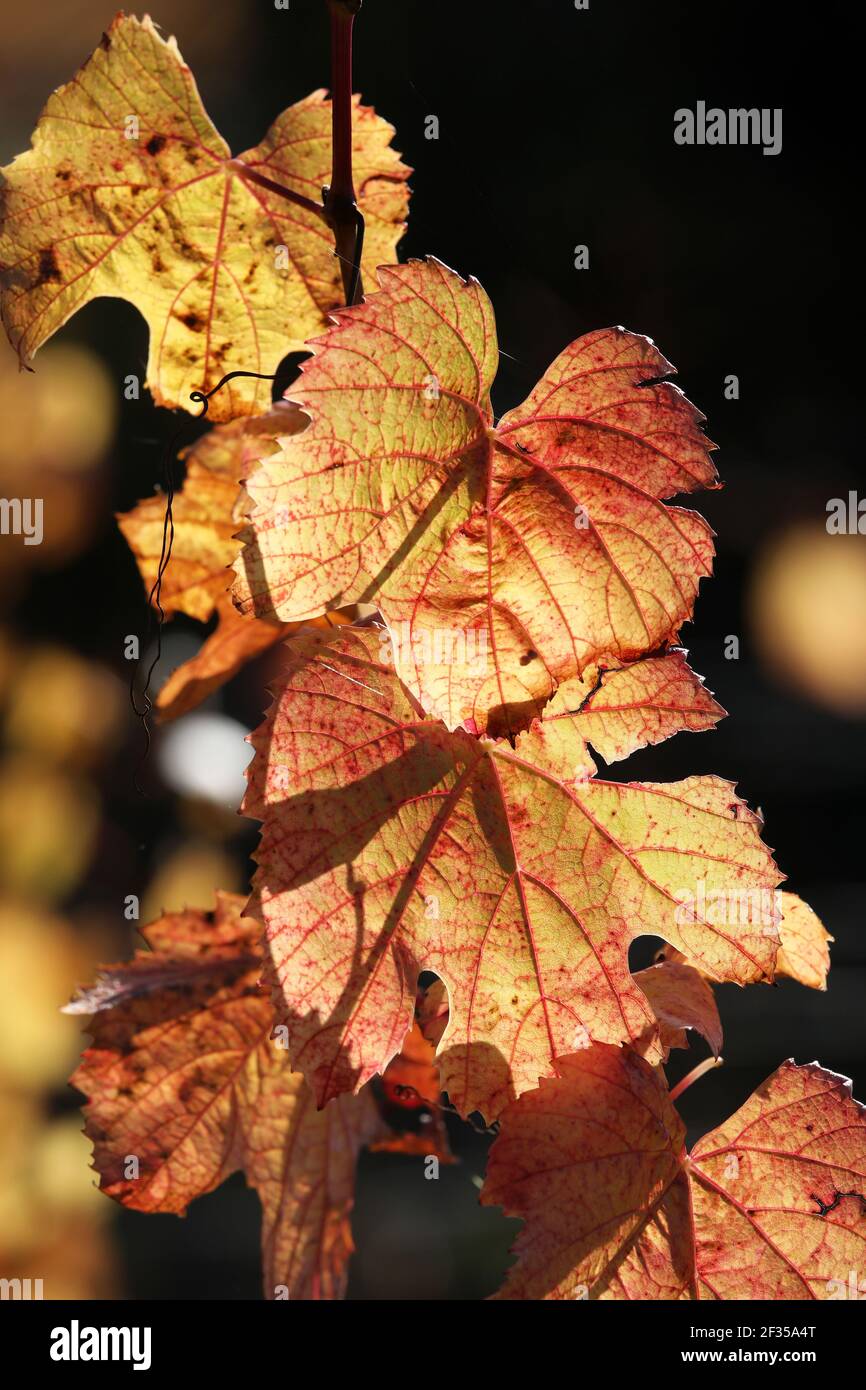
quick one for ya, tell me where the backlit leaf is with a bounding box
[543,650,725,779]
[70,892,381,1299]
[118,406,303,621]
[632,958,722,1057]
[661,889,832,993]
[775,892,833,991]
[373,1012,453,1164]
[118,404,349,719]
[234,258,717,731]
[154,595,292,722]
[482,1048,866,1299]
[243,627,778,1120]
[0,14,410,420]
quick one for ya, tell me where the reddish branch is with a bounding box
[232,0,365,308]
[323,0,365,305]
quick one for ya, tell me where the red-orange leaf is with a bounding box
[380,1020,443,1112]
[244,627,778,1121]
[234,258,717,731]
[482,1047,866,1299]
[154,599,352,724]
[69,893,381,1299]
[154,596,290,722]
[373,1013,453,1164]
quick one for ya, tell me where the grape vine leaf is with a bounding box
[775,892,833,991]
[68,892,383,1299]
[419,953,720,1063]
[154,594,291,722]
[372,1007,453,1163]
[542,650,724,778]
[662,890,832,993]
[118,403,350,719]
[118,406,304,622]
[632,958,722,1057]
[0,13,410,420]
[243,626,779,1121]
[380,1020,443,1113]
[526,649,724,781]
[481,1046,866,1300]
[234,257,718,732]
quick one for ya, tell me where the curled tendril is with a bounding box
[189,369,278,416]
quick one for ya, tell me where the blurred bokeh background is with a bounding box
[0,0,861,1299]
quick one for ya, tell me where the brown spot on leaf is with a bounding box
[180,310,204,332]
[146,134,167,156]
[177,1071,201,1104]
[37,248,61,282]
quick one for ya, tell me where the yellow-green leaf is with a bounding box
[0,14,410,420]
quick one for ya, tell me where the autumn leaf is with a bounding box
[68,892,382,1300]
[525,650,724,784]
[632,959,722,1057]
[372,1005,453,1164]
[776,892,833,991]
[244,627,779,1121]
[119,405,297,717]
[482,1047,866,1300]
[154,595,290,722]
[661,889,832,993]
[417,978,449,1049]
[380,1020,443,1113]
[234,257,717,731]
[155,604,355,723]
[543,650,725,779]
[118,405,304,621]
[0,14,410,420]
[118,403,352,719]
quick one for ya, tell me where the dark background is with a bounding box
[0,0,862,1299]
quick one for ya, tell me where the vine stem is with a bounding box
[324,0,365,305]
[230,0,366,303]
[669,1055,723,1103]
